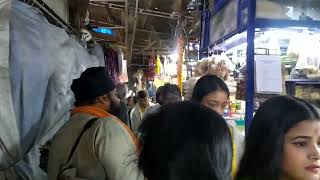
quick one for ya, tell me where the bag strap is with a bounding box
[66,118,99,162]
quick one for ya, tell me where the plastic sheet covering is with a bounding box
[0,0,21,178]
[92,43,105,67]
[7,1,99,178]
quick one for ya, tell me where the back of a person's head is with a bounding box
[71,67,115,106]
[137,91,147,99]
[156,86,164,103]
[191,75,229,103]
[161,83,181,98]
[139,101,232,180]
[127,96,134,102]
[115,83,128,100]
[237,96,320,180]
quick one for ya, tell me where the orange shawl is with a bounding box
[71,106,140,151]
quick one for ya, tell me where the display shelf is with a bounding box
[285,79,320,98]
[200,0,320,129]
[255,18,320,29]
[286,79,320,83]
[295,81,320,85]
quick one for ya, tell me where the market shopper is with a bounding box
[127,96,137,112]
[115,83,128,101]
[159,84,182,105]
[113,83,129,125]
[236,96,320,180]
[47,67,143,180]
[143,84,182,118]
[130,91,150,134]
[155,86,164,104]
[192,75,230,115]
[139,101,233,180]
[191,74,244,177]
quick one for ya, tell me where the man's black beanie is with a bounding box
[71,67,115,102]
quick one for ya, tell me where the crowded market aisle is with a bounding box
[0,0,320,179]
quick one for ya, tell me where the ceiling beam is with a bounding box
[92,32,118,41]
[103,2,119,26]
[89,0,125,2]
[140,41,157,53]
[134,51,175,55]
[91,2,194,20]
[89,20,172,35]
[133,47,172,51]
[89,20,122,27]
[69,0,89,28]
[136,29,171,36]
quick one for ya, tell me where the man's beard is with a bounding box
[109,100,121,115]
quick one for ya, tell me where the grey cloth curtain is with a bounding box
[0,0,21,174]
[0,0,99,178]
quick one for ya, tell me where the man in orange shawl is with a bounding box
[48,67,143,180]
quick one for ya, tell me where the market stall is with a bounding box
[201,0,320,130]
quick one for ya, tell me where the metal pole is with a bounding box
[137,11,179,20]
[186,31,190,79]
[125,0,129,55]
[89,20,122,27]
[129,0,139,65]
[245,0,256,131]
[140,41,157,53]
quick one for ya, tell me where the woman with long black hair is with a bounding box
[237,96,320,180]
[139,102,233,180]
[191,75,245,177]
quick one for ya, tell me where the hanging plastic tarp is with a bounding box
[0,0,21,179]
[91,43,105,67]
[4,1,99,179]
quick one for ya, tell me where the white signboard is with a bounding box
[255,55,283,94]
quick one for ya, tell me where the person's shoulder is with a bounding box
[131,105,140,115]
[98,116,129,133]
[99,115,121,125]
[96,116,138,148]
[119,100,127,107]
[145,104,161,114]
[52,114,94,139]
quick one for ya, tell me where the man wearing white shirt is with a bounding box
[130,91,149,134]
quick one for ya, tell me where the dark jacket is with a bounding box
[112,101,129,126]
